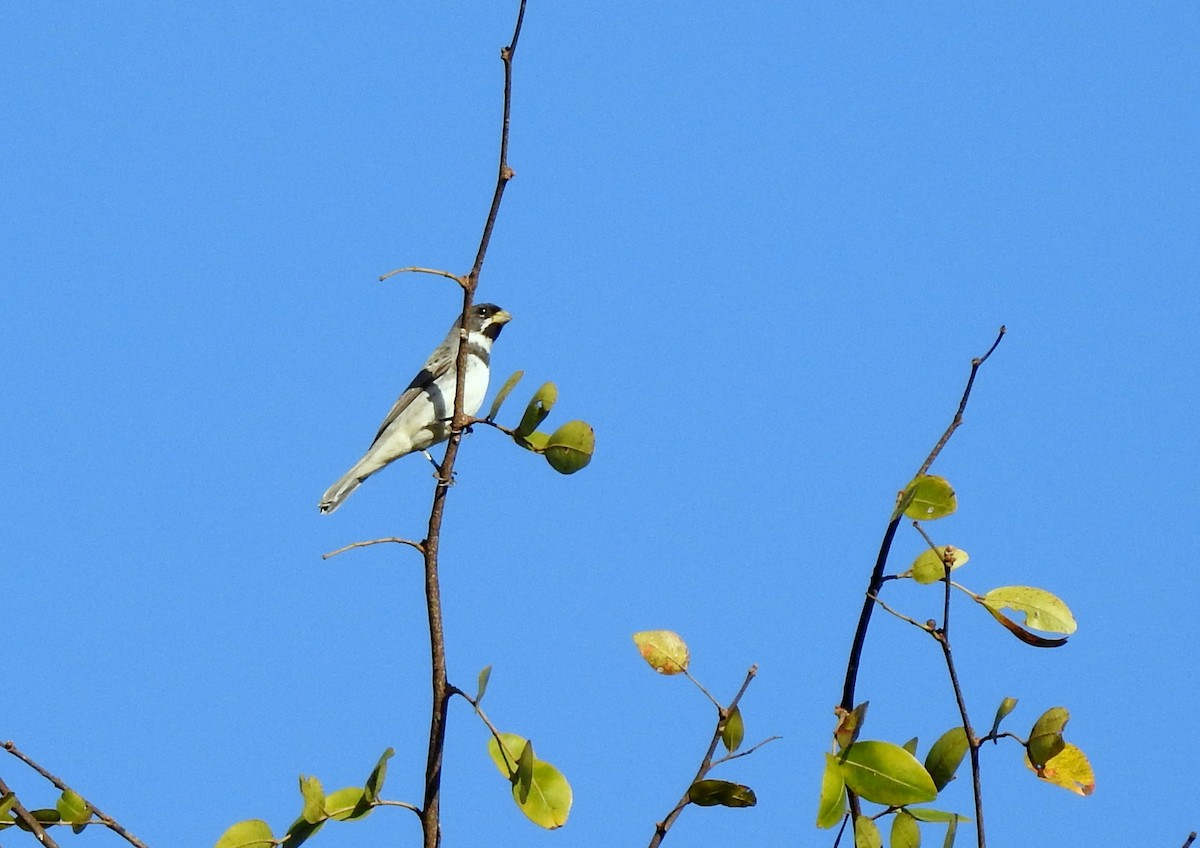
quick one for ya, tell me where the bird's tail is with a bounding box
[319,467,364,514]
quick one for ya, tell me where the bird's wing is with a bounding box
[368,338,456,447]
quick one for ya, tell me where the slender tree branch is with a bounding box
[915,326,1005,477]
[837,329,1005,841]
[839,327,1007,713]
[1181,831,1197,848]
[648,666,759,848]
[418,5,527,847]
[378,266,467,286]
[322,537,424,560]
[931,555,986,846]
[3,741,148,848]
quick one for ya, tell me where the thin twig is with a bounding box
[928,544,987,847]
[1181,831,1197,848]
[915,326,1005,477]
[3,741,148,848]
[378,266,467,285]
[418,5,527,847]
[710,735,782,767]
[322,537,424,560]
[648,666,760,848]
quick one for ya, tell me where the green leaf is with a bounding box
[943,814,959,848]
[838,741,937,807]
[515,382,557,437]
[364,748,394,804]
[924,727,968,791]
[906,808,970,824]
[687,779,757,808]
[487,370,524,421]
[981,586,1077,635]
[324,786,371,821]
[721,705,745,753]
[515,741,535,804]
[515,429,551,452]
[544,420,595,474]
[17,809,60,830]
[816,754,847,829]
[298,775,326,824]
[488,732,528,777]
[476,665,493,706]
[908,546,969,584]
[511,757,572,829]
[283,815,324,848]
[215,819,274,848]
[902,737,919,756]
[0,792,16,819]
[632,630,690,674]
[55,789,89,825]
[990,697,1018,737]
[1028,707,1069,769]
[855,814,884,848]
[898,475,957,521]
[892,810,922,848]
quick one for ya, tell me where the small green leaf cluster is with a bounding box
[818,717,969,844]
[632,630,766,816]
[0,788,91,836]
[817,474,1094,844]
[489,372,595,474]
[215,749,394,848]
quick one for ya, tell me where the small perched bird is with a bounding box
[319,303,511,514]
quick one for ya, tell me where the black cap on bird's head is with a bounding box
[467,303,511,341]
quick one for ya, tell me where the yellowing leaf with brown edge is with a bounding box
[981,586,1077,635]
[632,630,689,674]
[1024,742,1095,796]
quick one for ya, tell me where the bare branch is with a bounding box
[322,537,424,560]
[4,741,148,848]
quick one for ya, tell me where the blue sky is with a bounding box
[4,3,1198,846]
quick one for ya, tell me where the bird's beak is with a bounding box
[492,309,512,326]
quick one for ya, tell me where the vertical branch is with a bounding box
[839,327,1005,712]
[933,557,987,846]
[418,4,527,848]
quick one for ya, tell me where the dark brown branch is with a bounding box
[3,741,148,848]
[418,5,527,848]
[1181,831,1197,848]
[648,666,759,848]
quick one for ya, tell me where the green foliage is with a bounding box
[486,733,572,829]
[721,705,745,753]
[505,380,596,474]
[215,748,394,846]
[895,475,957,521]
[924,727,968,791]
[838,741,938,807]
[687,779,756,808]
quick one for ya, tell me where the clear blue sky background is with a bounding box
[4,3,1198,847]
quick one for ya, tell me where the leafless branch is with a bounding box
[3,741,149,848]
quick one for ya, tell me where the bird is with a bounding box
[319,303,511,514]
